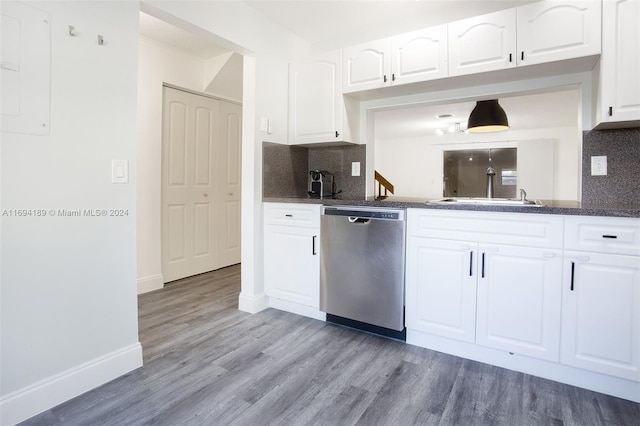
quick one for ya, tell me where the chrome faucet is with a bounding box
[520,188,527,201]
[485,149,496,198]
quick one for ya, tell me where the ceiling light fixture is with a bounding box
[434,122,465,136]
[467,100,509,133]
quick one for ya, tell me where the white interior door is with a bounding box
[218,100,242,268]
[162,86,220,283]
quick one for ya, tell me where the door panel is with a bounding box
[405,237,477,342]
[392,25,448,85]
[562,252,640,381]
[343,39,391,92]
[194,107,213,186]
[162,87,220,282]
[517,1,601,66]
[167,204,186,262]
[476,245,562,362]
[448,9,516,76]
[168,102,187,186]
[218,101,242,267]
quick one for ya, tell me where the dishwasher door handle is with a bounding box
[348,217,370,224]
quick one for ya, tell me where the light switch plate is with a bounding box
[351,162,361,177]
[112,159,129,183]
[591,156,607,176]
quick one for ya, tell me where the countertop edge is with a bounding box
[262,197,640,218]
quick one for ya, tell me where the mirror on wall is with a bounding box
[373,89,581,201]
[444,148,517,198]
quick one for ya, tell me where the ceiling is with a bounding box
[139,12,231,58]
[140,1,540,57]
[374,89,581,140]
[244,0,538,50]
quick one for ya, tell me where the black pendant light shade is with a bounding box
[467,100,509,133]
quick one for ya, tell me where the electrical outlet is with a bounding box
[591,156,607,176]
[351,162,361,177]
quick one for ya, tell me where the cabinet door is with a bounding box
[517,0,601,66]
[343,39,391,93]
[562,252,640,381]
[264,225,320,308]
[448,8,516,77]
[476,245,562,361]
[288,51,344,144]
[600,0,640,124]
[406,237,477,342]
[391,25,448,86]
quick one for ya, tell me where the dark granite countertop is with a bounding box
[263,196,640,218]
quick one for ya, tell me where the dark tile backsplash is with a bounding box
[308,145,366,199]
[265,129,638,204]
[263,142,366,199]
[262,142,309,198]
[582,128,640,205]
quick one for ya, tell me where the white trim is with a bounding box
[269,297,327,321]
[137,274,164,294]
[407,329,640,403]
[238,291,269,314]
[0,343,143,425]
[162,83,242,106]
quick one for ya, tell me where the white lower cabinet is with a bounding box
[561,216,640,382]
[406,209,563,361]
[264,203,321,311]
[561,252,639,381]
[476,245,562,362]
[406,235,562,361]
[264,225,320,308]
[406,237,477,342]
[406,209,640,402]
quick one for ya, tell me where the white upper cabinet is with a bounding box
[448,9,517,77]
[289,50,354,144]
[343,39,391,93]
[391,25,448,86]
[597,0,640,127]
[517,0,601,66]
[448,1,601,77]
[343,25,448,92]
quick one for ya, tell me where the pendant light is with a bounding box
[467,99,509,133]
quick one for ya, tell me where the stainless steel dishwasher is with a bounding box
[320,206,406,340]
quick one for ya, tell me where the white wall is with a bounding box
[0,1,141,424]
[375,126,580,201]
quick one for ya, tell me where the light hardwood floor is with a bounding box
[22,265,639,425]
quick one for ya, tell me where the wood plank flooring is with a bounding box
[22,265,640,425]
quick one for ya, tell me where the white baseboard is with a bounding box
[238,291,269,313]
[407,329,640,403]
[269,297,327,321]
[137,274,164,294]
[0,342,143,425]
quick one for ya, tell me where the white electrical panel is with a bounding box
[1,1,51,135]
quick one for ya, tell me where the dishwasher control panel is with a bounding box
[322,207,405,221]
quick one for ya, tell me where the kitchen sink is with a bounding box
[427,197,545,207]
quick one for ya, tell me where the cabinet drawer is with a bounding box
[264,203,322,227]
[565,216,640,256]
[407,209,563,249]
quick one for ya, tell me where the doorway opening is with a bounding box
[137,10,243,291]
